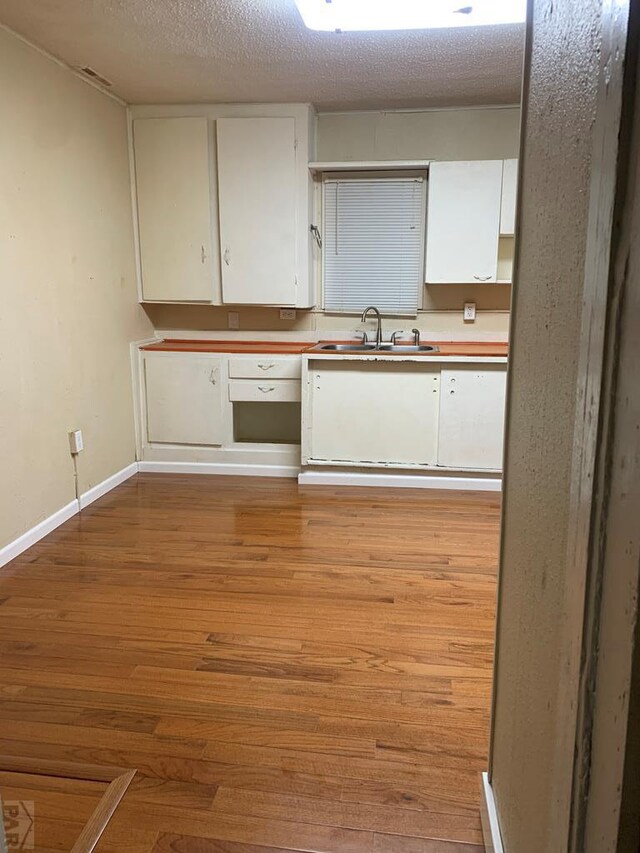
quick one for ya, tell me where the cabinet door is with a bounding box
[217,117,297,306]
[500,159,518,235]
[307,362,440,467]
[144,354,224,445]
[133,117,217,302]
[437,366,507,470]
[425,160,503,283]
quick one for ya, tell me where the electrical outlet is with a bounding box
[69,429,84,454]
[463,302,476,322]
[279,309,296,320]
[227,311,240,330]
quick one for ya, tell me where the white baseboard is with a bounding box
[1,462,140,569]
[480,772,505,853]
[79,462,139,509]
[298,470,502,491]
[138,461,300,479]
[0,499,79,569]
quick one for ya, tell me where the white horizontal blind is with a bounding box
[323,177,425,315]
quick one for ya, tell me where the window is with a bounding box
[322,176,426,315]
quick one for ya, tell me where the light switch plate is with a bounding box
[279,309,296,320]
[227,311,240,330]
[464,302,476,322]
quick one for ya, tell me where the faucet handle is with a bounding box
[411,328,421,345]
[390,330,405,344]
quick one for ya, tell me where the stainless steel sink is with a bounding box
[315,344,377,352]
[311,343,439,354]
[377,344,439,352]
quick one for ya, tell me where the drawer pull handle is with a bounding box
[473,274,492,281]
[258,363,275,371]
[209,368,218,385]
[258,386,275,393]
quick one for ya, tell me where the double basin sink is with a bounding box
[311,343,439,353]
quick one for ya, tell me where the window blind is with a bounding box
[323,177,425,315]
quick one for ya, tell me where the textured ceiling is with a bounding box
[0,0,524,109]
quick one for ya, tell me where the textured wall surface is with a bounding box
[0,1,524,110]
[0,27,153,548]
[490,0,602,850]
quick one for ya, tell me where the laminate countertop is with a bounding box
[141,339,509,358]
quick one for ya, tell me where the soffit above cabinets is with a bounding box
[309,161,430,174]
[0,0,524,110]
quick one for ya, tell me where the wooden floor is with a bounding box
[0,475,500,853]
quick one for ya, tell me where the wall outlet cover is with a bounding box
[279,308,296,320]
[228,311,240,330]
[69,429,84,454]
[464,302,477,322]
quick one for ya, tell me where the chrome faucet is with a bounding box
[361,306,383,347]
[412,328,420,345]
[390,330,405,344]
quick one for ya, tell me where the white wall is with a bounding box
[0,27,154,548]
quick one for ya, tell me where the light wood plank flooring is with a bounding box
[0,474,500,852]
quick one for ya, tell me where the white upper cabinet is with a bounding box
[216,117,298,307]
[425,160,504,284]
[131,105,315,307]
[133,117,219,302]
[500,158,518,235]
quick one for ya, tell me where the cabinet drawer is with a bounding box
[228,356,301,379]
[229,380,301,403]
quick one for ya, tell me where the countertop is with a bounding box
[141,338,509,358]
[141,339,312,355]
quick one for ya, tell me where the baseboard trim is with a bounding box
[138,461,300,479]
[1,462,141,569]
[0,499,79,569]
[79,462,139,510]
[480,772,505,853]
[298,470,502,491]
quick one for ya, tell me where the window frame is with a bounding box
[319,170,428,317]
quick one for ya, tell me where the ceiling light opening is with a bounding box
[293,0,526,32]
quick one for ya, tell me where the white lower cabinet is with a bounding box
[139,349,507,474]
[229,379,301,403]
[303,358,507,472]
[437,366,507,470]
[144,353,224,445]
[304,361,441,467]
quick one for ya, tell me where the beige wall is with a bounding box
[316,105,521,162]
[146,106,520,337]
[490,1,602,850]
[144,302,511,340]
[0,27,153,548]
